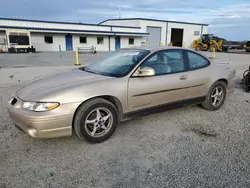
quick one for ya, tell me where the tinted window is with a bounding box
[9,35,30,45]
[140,50,185,75]
[246,41,250,46]
[129,38,134,45]
[44,36,53,44]
[97,37,104,45]
[187,51,209,69]
[80,36,87,44]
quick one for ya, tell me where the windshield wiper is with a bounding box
[84,68,98,75]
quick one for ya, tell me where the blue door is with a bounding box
[65,34,73,51]
[115,36,120,50]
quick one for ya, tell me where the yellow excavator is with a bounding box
[192,34,227,52]
[244,41,250,52]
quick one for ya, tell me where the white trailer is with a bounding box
[5,29,35,53]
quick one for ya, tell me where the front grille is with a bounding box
[11,98,17,106]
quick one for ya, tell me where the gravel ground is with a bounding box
[0,51,250,188]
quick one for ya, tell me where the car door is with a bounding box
[184,50,211,98]
[127,49,191,112]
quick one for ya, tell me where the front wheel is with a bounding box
[209,44,218,52]
[202,81,227,111]
[73,98,118,143]
[196,44,203,51]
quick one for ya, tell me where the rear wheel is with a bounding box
[196,44,203,51]
[202,81,227,111]
[74,98,118,143]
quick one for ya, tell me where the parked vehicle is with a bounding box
[243,65,250,92]
[6,30,36,53]
[244,41,250,52]
[192,34,228,52]
[7,47,237,143]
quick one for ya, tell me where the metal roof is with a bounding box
[0,25,149,36]
[0,17,141,29]
[99,18,209,26]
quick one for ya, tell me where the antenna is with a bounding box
[118,5,123,19]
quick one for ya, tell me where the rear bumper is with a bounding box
[7,96,81,138]
[227,77,237,95]
[227,88,235,95]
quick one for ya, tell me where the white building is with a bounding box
[0,17,208,52]
[100,18,208,48]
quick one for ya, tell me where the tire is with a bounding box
[209,44,218,52]
[196,44,203,51]
[243,70,250,92]
[73,98,118,143]
[247,87,250,93]
[201,81,227,111]
[243,78,250,93]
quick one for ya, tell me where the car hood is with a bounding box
[16,68,109,100]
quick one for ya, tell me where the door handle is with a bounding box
[180,75,187,80]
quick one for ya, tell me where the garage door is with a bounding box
[147,27,161,46]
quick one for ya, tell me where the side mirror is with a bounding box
[133,67,155,77]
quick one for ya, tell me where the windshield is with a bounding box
[85,49,150,77]
[202,34,213,41]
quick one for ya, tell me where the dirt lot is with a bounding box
[0,51,250,188]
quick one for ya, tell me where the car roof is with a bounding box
[121,46,193,53]
[120,46,211,61]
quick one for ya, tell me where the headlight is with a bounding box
[22,102,59,112]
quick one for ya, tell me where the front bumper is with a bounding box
[7,96,81,138]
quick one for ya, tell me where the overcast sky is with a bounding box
[1,0,249,40]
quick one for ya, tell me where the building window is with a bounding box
[80,36,87,44]
[9,35,30,45]
[44,36,53,44]
[129,38,134,45]
[194,31,200,36]
[97,37,104,45]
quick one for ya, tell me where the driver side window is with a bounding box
[140,50,185,75]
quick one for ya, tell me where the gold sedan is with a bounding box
[7,47,237,143]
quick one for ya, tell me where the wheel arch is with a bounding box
[100,95,124,119]
[205,78,228,96]
[72,95,124,128]
[217,78,228,86]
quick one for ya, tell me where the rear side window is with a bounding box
[187,51,209,69]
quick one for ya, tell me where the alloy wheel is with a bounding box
[84,107,113,137]
[211,86,224,107]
